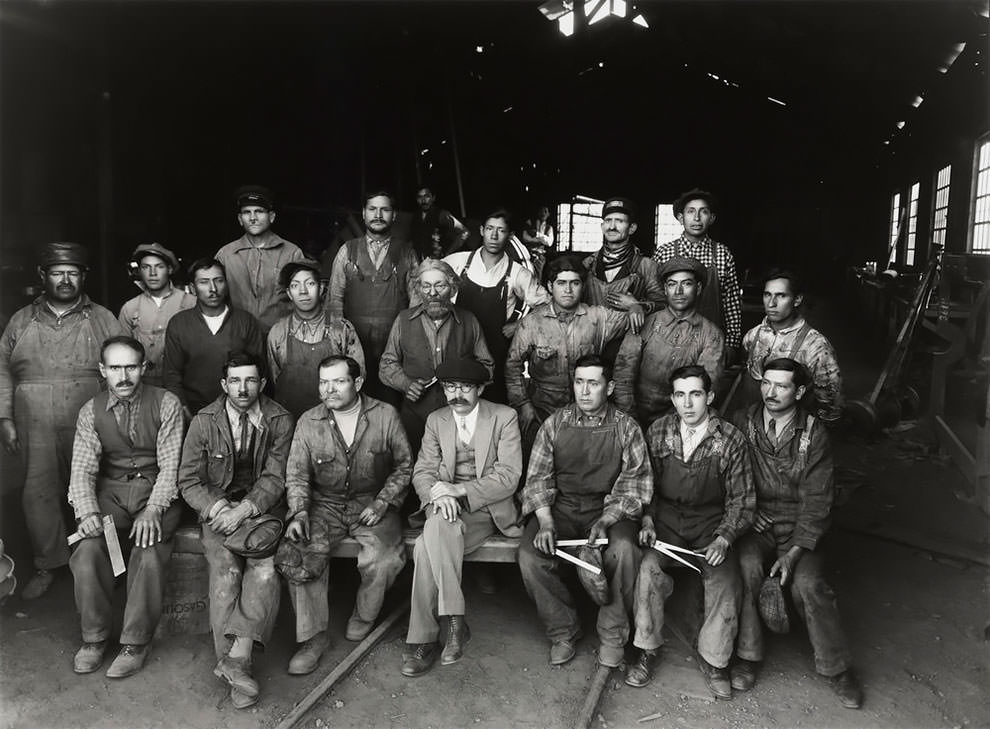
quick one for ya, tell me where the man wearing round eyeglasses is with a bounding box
[613,256,724,429]
[380,259,493,455]
[0,242,123,599]
[67,336,185,678]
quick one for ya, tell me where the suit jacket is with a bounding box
[412,399,523,537]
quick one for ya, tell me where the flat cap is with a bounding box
[39,242,89,270]
[130,242,179,271]
[436,358,489,385]
[278,259,322,290]
[235,185,275,211]
[658,255,707,282]
[601,197,638,222]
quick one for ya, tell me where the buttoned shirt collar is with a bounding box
[760,315,807,335]
[225,399,264,431]
[657,307,702,327]
[106,384,144,411]
[452,402,480,439]
[546,301,589,318]
[762,406,797,435]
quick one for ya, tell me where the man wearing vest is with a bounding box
[268,259,365,419]
[326,191,418,406]
[613,256,725,429]
[518,355,652,668]
[626,365,753,697]
[277,355,412,676]
[379,259,494,455]
[118,242,195,388]
[409,186,471,260]
[740,269,843,424]
[177,352,294,710]
[730,358,862,709]
[442,209,549,404]
[0,242,123,600]
[216,185,305,333]
[67,336,185,678]
[401,358,523,677]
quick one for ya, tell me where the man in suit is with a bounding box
[401,358,523,677]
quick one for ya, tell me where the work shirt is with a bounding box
[522,404,651,525]
[118,286,196,384]
[216,231,305,331]
[266,312,365,383]
[581,249,665,316]
[67,385,184,518]
[443,249,550,320]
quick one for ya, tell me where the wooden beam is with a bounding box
[574,663,612,729]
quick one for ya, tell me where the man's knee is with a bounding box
[604,522,639,566]
[790,558,835,604]
[69,539,105,576]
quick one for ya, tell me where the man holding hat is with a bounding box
[613,255,725,428]
[0,242,122,599]
[118,242,195,388]
[267,259,365,419]
[216,185,305,333]
[401,357,523,677]
[654,189,743,354]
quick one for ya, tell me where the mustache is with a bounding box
[448,397,470,405]
[116,380,134,387]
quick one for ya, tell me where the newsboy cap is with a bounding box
[658,255,707,283]
[235,185,275,211]
[130,242,180,271]
[601,197,638,222]
[39,242,89,270]
[223,514,284,559]
[278,259,322,290]
[672,188,717,218]
[436,358,489,385]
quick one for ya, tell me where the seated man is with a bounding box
[177,352,294,710]
[731,358,862,709]
[627,365,753,698]
[67,336,185,678]
[401,358,523,677]
[277,355,412,675]
[517,354,651,668]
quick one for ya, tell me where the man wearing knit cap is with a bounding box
[118,242,196,387]
[216,185,305,333]
[613,255,725,428]
[0,242,123,599]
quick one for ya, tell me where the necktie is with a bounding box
[767,419,777,446]
[458,416,471,443]
[239,411,250,455]
[119,401,132,444]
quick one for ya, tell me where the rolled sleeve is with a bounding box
[67,401,101,520]
[600,416,651,526]
[713,427,755,545]
[147,392,185,511]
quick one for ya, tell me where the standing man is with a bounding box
[163,258,265,420]
[409,186,470,260]
[326,191,418,405]
[268,259,365,419]
[740,270,843,423]
[118,242,196,387]
[401,358,523,677]
[0,242,122,599]
[517,355,651,668]
[505,255,628,449]
[654,189,743,356]
[276,355,411,675]
[177,352,293,710]
[442,209,549,404]
[626,365,753,697]
[731,358,862,709]
[379,259,494,454]
[613,256,724,428]
[216,185,305,333]
[67,336,185,678]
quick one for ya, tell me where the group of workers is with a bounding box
[0,183,858,711]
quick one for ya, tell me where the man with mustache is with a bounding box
[613,256,724,429]
[216,185,306,334]
[162,258,265,420]
[326,191,418,406]
[67,336,185,678]
[0,242,122,599]
[409,186,471,260]
[178,351,294,710]
[379,259,494,455]
[730,358,862,709]
[118,242,195,388]
[401,358,522,676]
[268,259,365,419]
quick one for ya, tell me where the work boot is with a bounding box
[345,614,374,642]
[730,658,761,692]
[230,688,258,710]
[73,640,108,674]
[288,631,329,675]
[105,644,150,678]
[625,649,658,688]
[829,670,863,709]
[549,640,576,666]
[698,656,732,700]
[401,643,439,677]
[22,569,54,600]
[441,616,471,665]
[214,656,259,697]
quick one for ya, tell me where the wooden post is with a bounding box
[574,663,612,729]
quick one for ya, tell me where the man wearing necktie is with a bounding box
[67,336,185,678]
[401,358,523,677]
[177,351,294,710]
[627,365,753,697]
[730,357,862,709]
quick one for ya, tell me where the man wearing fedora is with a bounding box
[118,242,195,388]
[0,242,122,599]
[401,358,523,677]
[177,351,294,709]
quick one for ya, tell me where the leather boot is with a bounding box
[441,615,471,665]
[625,649,658,688]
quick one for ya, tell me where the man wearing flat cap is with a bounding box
[401,358,523,677]
[267,259,365,419]
[118,242,195,388]
[0,242,123,599]
[654,189,743,356]
[613,255,725,428]
[216,185,305,333]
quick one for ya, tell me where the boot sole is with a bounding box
[213,666,260,697]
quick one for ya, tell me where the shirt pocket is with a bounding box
[206,450,231,485]
[312,452,344,489]
[532,345,560,377]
